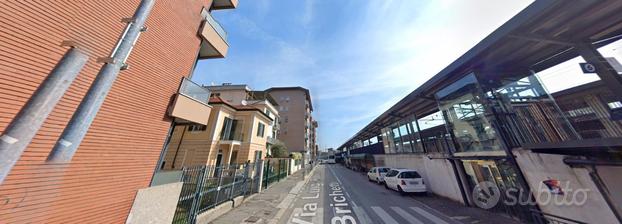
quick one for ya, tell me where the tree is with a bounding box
[290,152,302,160]
[270,141,288,158]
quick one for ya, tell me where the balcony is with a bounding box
[220,133,244,145]
[168,78,212,125]
[198,12,229,59]
[267,136,278,145]
[211,0,238,10]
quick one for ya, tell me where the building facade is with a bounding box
[160,96,277,170]
[339,1,622,223]
[0,0,237,222]
[266,87,314,160]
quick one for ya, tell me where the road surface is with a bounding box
[279,164,461,224]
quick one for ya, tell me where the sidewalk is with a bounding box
[206,168,313,224]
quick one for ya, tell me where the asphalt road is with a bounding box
[280,164,461,224]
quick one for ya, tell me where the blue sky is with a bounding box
[193,0,533,149]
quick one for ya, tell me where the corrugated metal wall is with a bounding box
[0,0,207,222]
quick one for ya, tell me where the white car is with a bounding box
[384,169,427,195]
[367,167,391,184]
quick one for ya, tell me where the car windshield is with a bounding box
[378,168,390,173]
[400,171,421,179]
[385,170,399,177]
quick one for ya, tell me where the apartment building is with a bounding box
[158,84,279,169]
[339,1,622,223]
[0,0,237,222]
[266,87,314,159]
[310,120,319,161]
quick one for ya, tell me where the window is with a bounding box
[220,117,238,140]
[188,124,206,132]
[257,122,265,137]
[210,93,220,97]
[399,171,421,179]
[285,116,288,123]
[265,109,271,117]
[378,168,390,173]
[385,170,399,177]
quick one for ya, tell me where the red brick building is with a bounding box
[0,0,236,222]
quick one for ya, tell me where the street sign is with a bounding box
[579,63,597,73]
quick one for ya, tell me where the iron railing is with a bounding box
[172,161,261,224]
[263,159,289,189]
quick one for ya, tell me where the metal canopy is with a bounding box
[338,0,622,150]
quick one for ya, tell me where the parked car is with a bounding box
[383,169,426,195]
[367,167,391,184]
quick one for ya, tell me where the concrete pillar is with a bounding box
[223,144,234,166]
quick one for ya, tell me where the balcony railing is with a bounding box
[199,11,229,58]
[267,136,278,145]
[179,77,210,105]
[204,12,227,42]
[220,132,244,142]
[168,77,212,124]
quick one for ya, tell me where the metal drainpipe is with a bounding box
[0,46,89,184]
[47,0,155,163]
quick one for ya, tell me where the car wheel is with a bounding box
[367,176,372,182]
[376,178,381,185]
[384,182,389,189]
[398,186,406,196]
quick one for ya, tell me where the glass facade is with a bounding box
[380,114,442,154]
[417,111,454,154]
[436,73,502,153]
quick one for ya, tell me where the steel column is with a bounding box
[47,0,155,163]
[0,47,88,183]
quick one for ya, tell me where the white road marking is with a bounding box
[352,201,373,224]
[411,207,449,224]
[391,206,424,224]
[371,206,399,224]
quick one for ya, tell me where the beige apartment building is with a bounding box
[160,85,279,169]
[266,87,315,158]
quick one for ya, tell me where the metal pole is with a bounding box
[229,168,238,199]
[47,0,155,163]
[0,47,89,183]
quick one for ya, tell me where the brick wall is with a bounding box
[0,0,208,222]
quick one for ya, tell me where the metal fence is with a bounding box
[263,159,289,189]
[172,161,261,224]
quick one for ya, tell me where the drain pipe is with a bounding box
[47,0,155,163]
[0,46,89,184]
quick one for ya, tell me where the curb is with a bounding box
[268,167,317,224]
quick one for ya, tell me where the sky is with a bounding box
[193,0,534,149]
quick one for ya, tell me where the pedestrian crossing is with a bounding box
[361,206,454,224]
